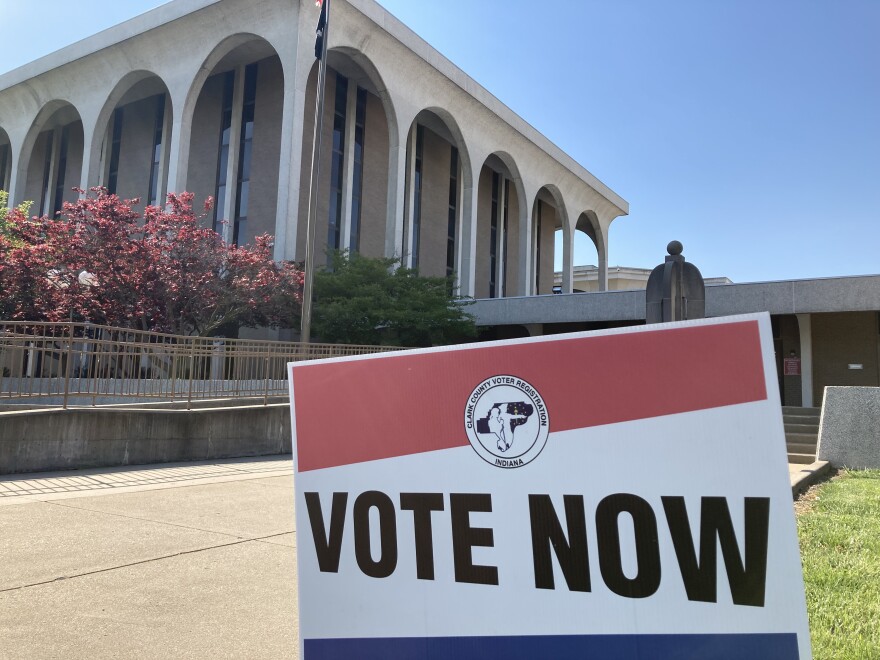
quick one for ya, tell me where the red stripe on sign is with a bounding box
[292,321,766,472]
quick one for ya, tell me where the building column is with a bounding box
[276,61,309,261]
[385,128,407,261]
[219,66,246,244]
[597,217,610,292]
[796,313,814,408]
[561,224,574,293]
[339,84,358,252]
[516,186,531,297]
[41,128,62,216]
[156,93,173,206]
[457,177,478,297]
[165,84,193,203]
[496,177,507,297]
[401,123,417,266]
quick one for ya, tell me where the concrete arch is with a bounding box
[575,209,608,291]
[86,70,173,193]
[575,209,604,255]
[326,46,399,150]
[169,33,285,197]
[0,127,11,192]
[532,184,570,295]
[475,150,528,298]
[403,106,474,279]
[295,47,399,263]
[17,100,84,214]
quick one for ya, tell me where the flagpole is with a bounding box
[300,0,330,346]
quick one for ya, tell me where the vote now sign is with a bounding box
[288,313,812,659]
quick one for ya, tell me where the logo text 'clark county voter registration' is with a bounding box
[465,375,549,468]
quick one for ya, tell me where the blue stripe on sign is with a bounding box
[305,633,800,660]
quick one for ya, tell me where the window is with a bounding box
[147,94,166,206]
[411,125,424,269]
[52,125,71,216]
[349,87,367,253]
[535,200,543,293]
[501,177,509,298]
[39,131,54,216]
[446,147,458,278]
[213,71,235,231]
[233,63,258,245]
[107,108,124,195]
[327,74,348,263]
[0,143,9,191]
[489,171,499,298]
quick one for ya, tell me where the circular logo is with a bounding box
[464,375,549,468]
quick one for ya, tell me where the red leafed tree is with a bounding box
[0,189,303,336]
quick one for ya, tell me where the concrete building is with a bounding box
[0,0,627,300]
[0,0,876,410]
[555,264,732,293]
[472,274,880,408]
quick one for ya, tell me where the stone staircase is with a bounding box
[784,406,821,463]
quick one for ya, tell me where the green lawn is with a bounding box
[797,469,880,659]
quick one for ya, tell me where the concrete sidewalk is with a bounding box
[1,456,821,659]
[0,457,298,660]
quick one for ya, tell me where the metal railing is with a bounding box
[0,321,402,409]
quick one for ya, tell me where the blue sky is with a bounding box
[2,0,877,282]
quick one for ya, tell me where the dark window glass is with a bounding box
[148,94,166,206]
[489,171,499,298]
[327,74,348,264]
[0,143,9,191]
[107,108,124,196]
[412,125,424,269]
[446,147,458,278]
[233,62,258,245]
[501,178,509,298]
[349,87,367,253]
[535,200,542,293]
[39,131,54,216]
[52,124,71,215]
[213,71,235,231]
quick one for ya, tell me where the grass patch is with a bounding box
[798,469,880,658]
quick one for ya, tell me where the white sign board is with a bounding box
[288,313,811,659]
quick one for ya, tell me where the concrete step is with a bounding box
[782,405,820,415]
[787,442,818,455]
[782,406,820,421]
[788,452,818,464]
[784,422,819,434]
[785,431,818,446]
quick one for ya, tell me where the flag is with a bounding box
[315,0,327,60]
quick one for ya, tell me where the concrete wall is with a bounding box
[0,403,291,474]
[359,91,389,259]
[537,203,556,295]
[188,73,224,224]
[417,127,451,278]
[817,386,880,469]
[116,97,157,205]
[24,131,49,208]
[504,184,520,296]
[812,312,880,404]
[475,166,493,299]
[246,55,283,243]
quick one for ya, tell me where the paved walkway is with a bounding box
[0,457,298,660]
[0,457,820,659]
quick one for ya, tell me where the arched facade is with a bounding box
[21,101,84,216]
[0,0,627,300]
[90,71,173,207]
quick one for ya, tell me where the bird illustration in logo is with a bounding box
[476,402,533,452]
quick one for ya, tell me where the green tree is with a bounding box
[312,251,477,347]
[0,191,32,246]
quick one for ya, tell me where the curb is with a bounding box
[791,460,832,499]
